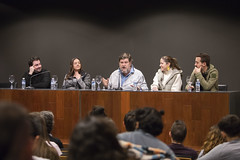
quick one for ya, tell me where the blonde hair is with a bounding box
[201,125,226,155]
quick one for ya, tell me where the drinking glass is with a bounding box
[186,76,192,92]
[95,75,102,90]
[52,75,58,89]
[9,75,15,89]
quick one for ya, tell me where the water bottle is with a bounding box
[91,78,96,91]
[21,77,26,89]
[51,78,55,90]
[196,79,200,92]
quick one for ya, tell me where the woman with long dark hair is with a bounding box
[62,58,91,89]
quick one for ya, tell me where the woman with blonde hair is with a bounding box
[151,56,182,91]
[198,125,226,158]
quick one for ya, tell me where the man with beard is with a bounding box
[23,56,51,89]
[102,53,148,91]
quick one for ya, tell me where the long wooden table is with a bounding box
[0,89,239,149]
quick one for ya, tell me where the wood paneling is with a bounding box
[0,89,235,148]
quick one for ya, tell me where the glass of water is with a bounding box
[95,75,102,90]
[9,75,15,89]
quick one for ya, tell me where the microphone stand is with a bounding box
[26,70,50,89]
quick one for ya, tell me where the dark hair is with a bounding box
[171,120,187,143]
[196,53,210,67]
[66,58,84,80]
[161,56,181,70]
[28,56,41,67]
[124,110,136,131]
[218,114,240,138]
[0,102,32,160]
[118,53,133,63]
[40,111,54,134]
[68,116,128,160]
[89,105,107,117]
[135,107,164,137]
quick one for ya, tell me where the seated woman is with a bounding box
[151,56,182,91]
[117,107,176,160]
[198,125,226,158]
[62,58,91,89]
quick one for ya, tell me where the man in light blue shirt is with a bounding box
[103,53,148,91]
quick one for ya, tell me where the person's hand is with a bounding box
[102,77,109,87]
[74,72,81,80]
[186,84,194,91]
[151,86,158,91]
[28,66,34,75]
[194,67,201,74]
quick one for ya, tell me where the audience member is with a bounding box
[29,112,61,159]
[89,105,107,117]
[198,125,226,158]
[40,111,63,149]
[124,110,136,131]
[151,56,182,91]
[0,102,32,160]
[102,53,148,91]
[117,107,176,160]
[185,53,218,91]
[62,58,91,89]
[68,116,132,160]
[168,120,198,160]
[23,56,51,88]
[198,114,240,160]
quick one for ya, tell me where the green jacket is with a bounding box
[186,64,219,91]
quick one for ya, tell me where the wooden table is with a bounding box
[1,89,239,149]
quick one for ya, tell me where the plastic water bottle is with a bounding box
[91,78,96,91]
[51,78,55,90]
[196,79,200,92]
[21,77,26,89]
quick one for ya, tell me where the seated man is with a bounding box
[186,53,218,91]
[168,120,198,160]
[123,110,136,131]
[102,53,148,91]
[198,114,240,160]
[22,56,51,89]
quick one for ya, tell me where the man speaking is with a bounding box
[22,56,51,89]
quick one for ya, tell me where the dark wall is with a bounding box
[0,1,240,90]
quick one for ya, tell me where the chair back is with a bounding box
[0,82,18,88]
[218,84,228,91]
[176,157,192,160]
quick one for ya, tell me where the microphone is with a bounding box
[26,70,50,89]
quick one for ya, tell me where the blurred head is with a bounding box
[218,114,240,138]
[202,125,226,155]
[0,102,32,160]
[160,56,181,72]
[66,58,82,79]
[28,56,42,73]
[118,53,133,76]
[89,105,107,118]
[68,116,128,160]
[124,110,136,132]
[135,107,164,137]
[40,111,54,134]
[170,120,187,143]
[195,53,210,68]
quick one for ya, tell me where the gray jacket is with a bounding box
[62,71,91,89]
